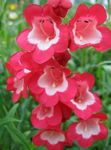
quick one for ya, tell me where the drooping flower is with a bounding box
[32,127,66,150]
[6,51,37,80]
[69,4,111,52]
[48,0,72,17]
[6,52,28,102]
[7,76,28,102]
[61,72,102,119]
[6,52,24,75]
[66,113,108,148]
[29,59,76,106]
[31,104,62,129]
[16,4,69,64]
[6,51,40,102]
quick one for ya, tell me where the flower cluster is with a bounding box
[6,1,110,149]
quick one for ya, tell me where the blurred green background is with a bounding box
[0,0,111,150]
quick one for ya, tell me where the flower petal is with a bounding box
[89,4,107,25]
[93,26,111,52]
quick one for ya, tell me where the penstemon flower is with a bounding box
[16,4,69,64]
[6,1,110,149]
[31,104,62,129]
[66,113,108,148]
[32,127,67,150]
[28,59,77,106]
[69,4,111,52]
[61,72,102,119]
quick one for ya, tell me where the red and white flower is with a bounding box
[48,0,72,17]
[31,104,62,129]
[7,76,27,102]
[69,4,111,52]
[61,72,102,119]
[16,4,69,64]
[6,51,41,102]
[66,113,108,148]
[6,51,36,79]
[32,128,66,150]
[29,59,76,106]
[6,52,31,102]
[6,2,109,149]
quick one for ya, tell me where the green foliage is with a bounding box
[0,0,111,150]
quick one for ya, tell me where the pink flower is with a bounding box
[29,59,76,106]
[6,2,109,149]
[48,0,72,17]
[32,127,66,150]
[6,51,36,80]
[61,72,102,119]
[16,4,69,64]
[6,52,31,102]
[31,104,62,129]
[19,52,41,75]
[66,113,108,148]
[7,76,27,102]
[69,4,111,52]
[6,52,40,102]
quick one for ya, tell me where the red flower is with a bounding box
[31,104,62,129]
[6,52,31,102]
[32,128,66,150]
[59,102,72,122]
[7,76,27,102]
[69,4,111,52]
[6,51,41,102]
[6,51,37,79]
[6,52,24,75]
[66,113,108,148]
[54,51,71,66]
[29,59,76,106]
[16,4,69,64]
[61,72,102,119]
[48,0,72,17]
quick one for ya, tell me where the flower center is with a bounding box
[46,66,64,87]
[37,106,54,120]
[40,130,65,145]
[14,78,24,94]
[39,18,56,41]
[73,17,102,45]
[75,17,96,40]
[76,118,100,139]
[74,85,84,103]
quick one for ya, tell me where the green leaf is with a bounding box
[5,124,32,150]
[0,104,19,127]
[0,118,19,127]
[6,103,19,117]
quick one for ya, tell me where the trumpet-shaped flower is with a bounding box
[61,73,102,119]
[66,113,108,148]
[32,128,66,150]
[29,60,76,106]
[31,104,62,129]
[16,4,69,64]
[69,4,111,52]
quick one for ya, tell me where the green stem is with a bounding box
[108,0,111,20]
